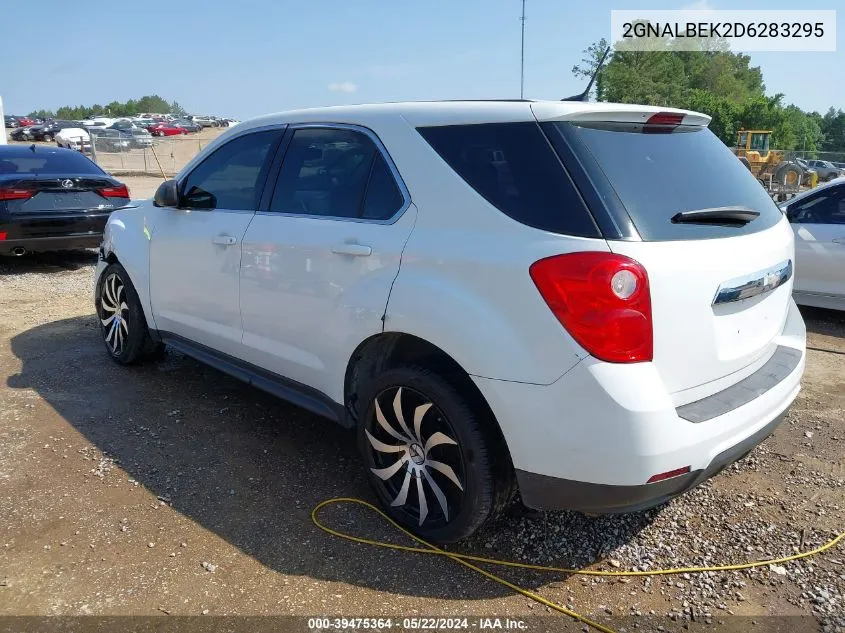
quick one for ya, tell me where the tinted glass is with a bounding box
[553,122,784,241]
[181,130,278,210]
[0,149,104,174]
[362,153,404,220]
[417,122,599,237]
[789,186,845,225]
[269,128,377,218]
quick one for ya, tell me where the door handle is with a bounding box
[833,237,845,245]
[331,243,372,257]
[212,234,237,246]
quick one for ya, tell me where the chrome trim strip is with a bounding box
[712,259,792,306]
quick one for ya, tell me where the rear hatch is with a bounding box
[535,105,794,398]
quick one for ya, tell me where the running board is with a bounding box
[160,333,349,427]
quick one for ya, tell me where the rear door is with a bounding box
[149,128,283,358]
[239,124,416,399]
[786,183,845,300]
[537,106,796,400]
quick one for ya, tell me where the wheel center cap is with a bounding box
[408,443,425,465]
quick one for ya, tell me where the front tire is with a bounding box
[357,365,508,543]
[96,263,163,364]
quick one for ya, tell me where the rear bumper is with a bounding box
[473,299,806,513]
[515,408,788,514]
[1,234,103,254]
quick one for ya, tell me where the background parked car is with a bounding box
[9,126,35,141]
[14,116,36,127]
[147,122,188,137]
[187,115,216,128]
[31,120,82,142]
[88,128,133,152]
[55,128,92,152]
[171,119,201,133]
[4,115,19,128]
[779,176,845,310]
[0,145,130,256]
[127,128,154,148]
[805,159,845,182]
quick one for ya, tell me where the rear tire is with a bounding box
[775,164,801,187]
[95,263,164,365]
[357,365,511,543]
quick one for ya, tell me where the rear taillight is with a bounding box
[98,184,129,198]
[0,232,7,241]
[0,188,35,201]
[646,112,684,126]
[529,252,653,363]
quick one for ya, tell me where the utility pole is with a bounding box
[520,0,526,99]
[0,96,6,145]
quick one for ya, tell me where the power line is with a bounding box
[520,0,526,99]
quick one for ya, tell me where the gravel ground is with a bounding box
[0,253,843,632]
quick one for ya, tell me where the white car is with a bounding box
[779,176,845,310]
[94,101,806,542]
[55,127,91,152]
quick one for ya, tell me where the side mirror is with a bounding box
[153,179,179,207]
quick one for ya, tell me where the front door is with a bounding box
[149,128,283,357]
[239,125,416,402]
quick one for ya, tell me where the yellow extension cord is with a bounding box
[312,497,845,633]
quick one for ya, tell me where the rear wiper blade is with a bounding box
[671,207,760,225]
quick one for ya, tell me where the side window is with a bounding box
[362,154,404,220]
[269,127,403,219]
[417,122,599,237]
[181,130,279,210]
[789,187,845,225]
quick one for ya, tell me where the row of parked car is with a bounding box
[5,114,241,153]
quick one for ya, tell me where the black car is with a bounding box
[30,120,82,142]
[9,126,35,141]
[0,145,130,256]
[172,119,202,133]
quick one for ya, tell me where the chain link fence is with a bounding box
[90,134,210,177]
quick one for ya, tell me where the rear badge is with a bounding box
[60,179,74,188]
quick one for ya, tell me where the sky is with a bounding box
[0,0,841,119]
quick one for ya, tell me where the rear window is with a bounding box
[0,150,104,175]
[417,122,600,238]
[547,121,783,241]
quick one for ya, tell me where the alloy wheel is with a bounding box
[100,273,129,356]
[365,387,466,528]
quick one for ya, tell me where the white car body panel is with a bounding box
[239,206,418,402]
[474,299,805,485]
[608,218,795,399]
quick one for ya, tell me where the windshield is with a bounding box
[548,121,784,241]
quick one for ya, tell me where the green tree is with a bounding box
[571,38,611,100]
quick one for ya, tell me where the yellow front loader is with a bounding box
[733,129,818,192]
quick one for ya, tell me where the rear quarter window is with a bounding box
[417,122,600,238]
[546,121,784,241]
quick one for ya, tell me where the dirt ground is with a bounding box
[0,253,843,632]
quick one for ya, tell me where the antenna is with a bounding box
[562,45,611,102]
[520,0,526,99]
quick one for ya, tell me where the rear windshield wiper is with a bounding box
[671,207,760,226]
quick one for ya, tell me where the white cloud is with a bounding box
[681,0,715,9]
[328,81,358,94]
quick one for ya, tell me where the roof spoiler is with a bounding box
[562,46,611,102]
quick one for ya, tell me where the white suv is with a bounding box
[94,101,806,542]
